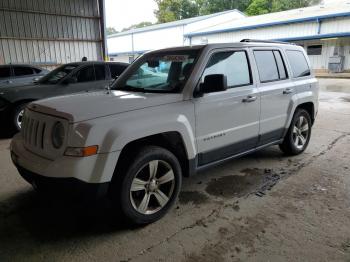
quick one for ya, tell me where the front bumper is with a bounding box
[15,165,109,199]
[10,134,120,198]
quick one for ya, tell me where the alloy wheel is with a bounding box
[292,115,309,150]
[130,160,175,215]
[16,109,24,129]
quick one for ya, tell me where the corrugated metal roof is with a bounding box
[186,2,350,37]
[107,9,245,38]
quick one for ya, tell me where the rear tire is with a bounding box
[110,146,182,225]
[279,109,312,155]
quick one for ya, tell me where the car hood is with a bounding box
[28,90,184,123]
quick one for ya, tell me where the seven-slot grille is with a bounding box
[22,114,46,149]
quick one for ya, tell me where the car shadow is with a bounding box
[0,146,291,260]
[0,189,133,254]
[0,127,15,139]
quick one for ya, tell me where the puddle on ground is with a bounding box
[341,97,350,102]
[321,85,350,94]
[179,191,209,205]
[205,168,280,199]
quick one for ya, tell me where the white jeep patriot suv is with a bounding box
[11,40,319,224]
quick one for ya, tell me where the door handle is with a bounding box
[283,88,294,94]
[242,95,257,103]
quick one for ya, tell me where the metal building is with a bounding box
[108,1,350,73]
[0,0,107,69]
[107,10,245,63]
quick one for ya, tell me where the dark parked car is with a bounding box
[0,64,49,87]
[0,61,129,131]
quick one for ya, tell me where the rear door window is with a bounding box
[13,66,34,76]
[94,64,106,80]
[75,66,95,82]
[286,50,311,78]
[254,51,279,83]
[0,67,12,78]
[202,51,252,88]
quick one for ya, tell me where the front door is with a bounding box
[194,49,260,167]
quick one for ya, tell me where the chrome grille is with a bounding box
[22,114,46,149]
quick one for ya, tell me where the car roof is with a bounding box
[147,41,300,54]
[64,61,129,67]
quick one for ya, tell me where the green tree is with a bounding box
[122,21,154,32]
[154,0,200,23]
[246,0,321,16]
[154,0,322,23]
[106,27,118,35]
[198,0,252,15]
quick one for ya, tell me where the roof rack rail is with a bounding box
[240,39,295,45]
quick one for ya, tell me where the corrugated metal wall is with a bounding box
[0,0,105,69]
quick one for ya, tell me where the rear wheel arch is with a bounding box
[296,102,315,124]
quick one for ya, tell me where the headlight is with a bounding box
[51,121,65,149]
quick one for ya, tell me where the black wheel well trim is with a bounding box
[295,102,315,124]
[113,132,193,182]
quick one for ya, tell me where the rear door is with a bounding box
[194,48,260,166]
[0,66,13,86]
[252,48,294,145]
[12,66,36,84]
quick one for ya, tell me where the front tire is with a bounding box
[279,109,312,155]
[12,103,28,132]
[112,146,182,225]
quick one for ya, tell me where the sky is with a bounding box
[105,0,157,31]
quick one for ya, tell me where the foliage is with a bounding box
[106,27,118,35]
[122,21,154,32]
[154,0,322,22]
[246,0,322,16]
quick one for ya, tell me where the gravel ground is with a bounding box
[0,79,350,262]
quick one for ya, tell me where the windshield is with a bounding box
[38,64,79,84]
[115,50,199,93]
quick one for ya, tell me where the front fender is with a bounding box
[68,101,197,159]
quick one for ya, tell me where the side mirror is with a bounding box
[63,76,77,85]
[200,74,227,94]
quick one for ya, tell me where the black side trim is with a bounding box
[258,128,286,146]
[198,136,258,166]
[196,139,283,173]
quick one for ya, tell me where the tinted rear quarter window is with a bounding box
[202,51,252,88]
[13,66,34,76]
[286,50,311,78]
[254,51,279,82]
[0,67,11,78]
